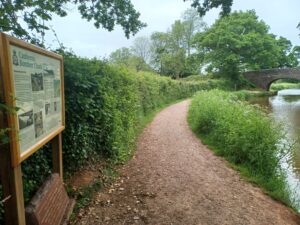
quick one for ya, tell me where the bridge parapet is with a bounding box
[243,68,300,90]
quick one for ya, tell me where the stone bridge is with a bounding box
[243,68,300,90]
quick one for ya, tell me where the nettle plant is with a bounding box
[0,101,20,145]
[0,103,18,145]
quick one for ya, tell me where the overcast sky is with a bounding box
[45,0,300,58]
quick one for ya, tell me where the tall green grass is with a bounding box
[231,90,276,100]
[181,75,233,89]
[188,90,294,208]
[270,82,300,91]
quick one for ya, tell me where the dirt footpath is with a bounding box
[75,100,300,225]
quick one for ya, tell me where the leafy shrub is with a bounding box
[188,90,292,206]
[22,148,52,202]
[0,52,227,223]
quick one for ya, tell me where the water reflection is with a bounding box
[249,89,300,206]
[282,95,300,103]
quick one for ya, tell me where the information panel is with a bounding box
[11,45,62,154]
[0,33,65,166]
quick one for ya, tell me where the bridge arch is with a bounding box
[266,78,300,91]
[243,68,300,91]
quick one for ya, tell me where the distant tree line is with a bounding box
[0,0,299,82]
[109,9,207,79]
[109,9,300,82]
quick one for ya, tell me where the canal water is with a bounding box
[249,89,300,207]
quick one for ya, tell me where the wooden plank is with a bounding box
[0,36,26,224]
[20,126,65,163]
[7,35,62,60]
[11,165,26,225]
[52,133,63,178]
[0,148,26,225]
[0,145,15,225]
[0,32,20,167]
[61,58,65,127]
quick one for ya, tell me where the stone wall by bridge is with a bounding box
[243,68,300,90]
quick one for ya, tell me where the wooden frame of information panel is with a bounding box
[0,33,65,167]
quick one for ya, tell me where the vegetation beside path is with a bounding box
[0,53,229,223]
[188,90,297,211]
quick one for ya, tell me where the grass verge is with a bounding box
[270,82,300,91]
[232,89,277,99]
[188,90,297,211]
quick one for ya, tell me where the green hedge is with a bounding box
[188,90,294,208]
[0,52,227,223]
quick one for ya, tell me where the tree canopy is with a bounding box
[132,36,152,64]
[150,9,206,78]
[185,0,300,36]
[109,8,207,79]
[193,10,299,80]
[109,47,152,72]
[184,0,233,16]
[0,0,146,45]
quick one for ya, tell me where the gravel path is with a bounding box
[76,100,300,225]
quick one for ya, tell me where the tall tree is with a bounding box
[276,37,298,68]
[194,10,298,81]
[150,24,187,79]
[170,20,185,49]
[292,45,300,62]
[150,16,204,78]
[181,8,206,56]
[150,32,170,74]
[109,47,152,72]
[109,47,133,67]
[131,36,152,64]
[0,0,146,45]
